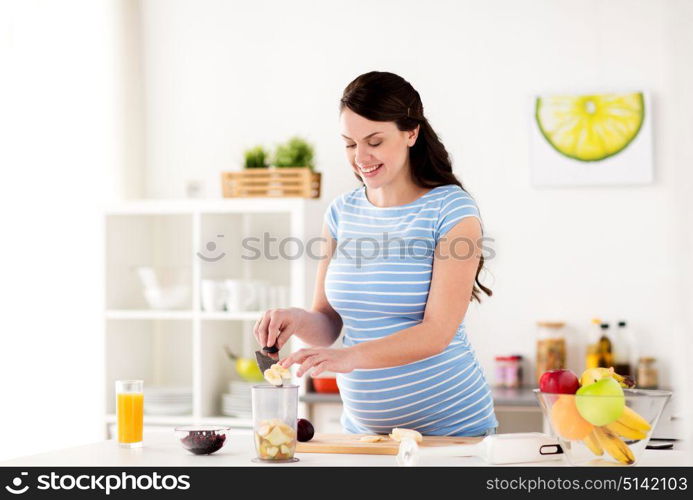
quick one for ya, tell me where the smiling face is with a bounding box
[340,107,419,189]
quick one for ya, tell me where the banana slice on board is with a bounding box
[389,428,423,443]
[360,435,386,443]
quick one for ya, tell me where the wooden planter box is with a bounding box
[221,167,321,198]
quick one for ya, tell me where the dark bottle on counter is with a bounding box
[597,322,613,368]
[613,320,634,376]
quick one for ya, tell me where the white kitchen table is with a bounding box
[1,430,690,467]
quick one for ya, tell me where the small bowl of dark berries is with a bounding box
[175,426,231,455]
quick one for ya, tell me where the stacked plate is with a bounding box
[221,381,254,418]
[144,386,193,416]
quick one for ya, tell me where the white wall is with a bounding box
[140,0,692,387]
[0,0,143,460]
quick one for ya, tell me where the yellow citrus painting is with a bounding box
[530,91,653,187]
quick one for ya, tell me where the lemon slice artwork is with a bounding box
[535,92,645,162]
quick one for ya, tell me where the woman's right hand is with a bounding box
[253,307,306,358]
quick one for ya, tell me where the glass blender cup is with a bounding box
[251,384,299,462]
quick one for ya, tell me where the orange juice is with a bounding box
[117,392,143,444]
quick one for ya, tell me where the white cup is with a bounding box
[201,280,226,311]
[250,280,269,310]
[264,285,289,309]
[224,280,258,312]
[276,285,289,308]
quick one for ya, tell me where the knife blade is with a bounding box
[255,349,277,374]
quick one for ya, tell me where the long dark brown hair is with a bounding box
[340,71,492,302]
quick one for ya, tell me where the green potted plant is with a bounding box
[222,138,320,198]
[273,136,315,170]
[243,145,269,169]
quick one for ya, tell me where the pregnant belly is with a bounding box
[336,345,489,432]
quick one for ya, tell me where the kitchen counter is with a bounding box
[1,430,689,467]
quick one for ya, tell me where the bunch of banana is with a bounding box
[582,429,603,456]
[594,427,635,465]
[604,406,651,440]
[579,367,635,388]
[578,367,651,464]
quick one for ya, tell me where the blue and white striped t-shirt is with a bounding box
[323,184,498,437]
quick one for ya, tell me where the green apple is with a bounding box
[575,377,625,426]
[236,358,264,382]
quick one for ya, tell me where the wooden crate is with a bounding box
[221,168,321,198]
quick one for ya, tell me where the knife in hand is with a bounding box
[255,344,279,373]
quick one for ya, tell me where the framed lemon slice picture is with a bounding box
[530,90,653,186]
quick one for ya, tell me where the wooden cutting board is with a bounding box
[296,433,482,455]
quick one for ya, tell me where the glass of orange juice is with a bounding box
[116,380,144,448]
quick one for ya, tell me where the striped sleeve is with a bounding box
[434,189,482,243]
[324,195,342,240]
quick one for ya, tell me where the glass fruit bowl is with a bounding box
[535,389,671,466]
[175,426,230,455]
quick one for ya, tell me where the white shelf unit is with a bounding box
[104,198,324,436]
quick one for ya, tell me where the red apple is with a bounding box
[539,369,580,394]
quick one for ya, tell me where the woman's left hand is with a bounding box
[279,347,358,377]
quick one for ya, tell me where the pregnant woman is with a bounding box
[254,71,498,437]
